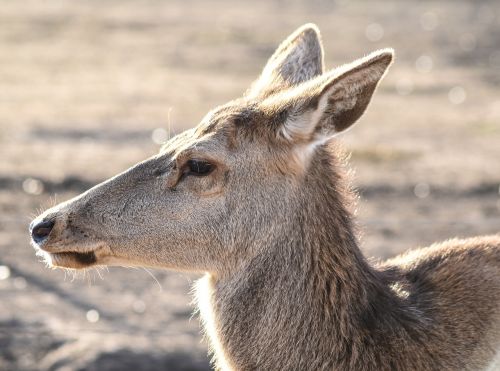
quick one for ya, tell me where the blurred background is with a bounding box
[0,0,499,370]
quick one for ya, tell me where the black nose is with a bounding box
[31,219,55,244]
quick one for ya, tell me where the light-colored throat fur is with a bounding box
[194,144,434,370]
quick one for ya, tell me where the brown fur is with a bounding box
[31,24,500,370]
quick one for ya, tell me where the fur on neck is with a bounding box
[194,143,426,370]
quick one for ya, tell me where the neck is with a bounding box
[195,145,421,370]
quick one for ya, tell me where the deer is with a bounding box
[30,24,500,370]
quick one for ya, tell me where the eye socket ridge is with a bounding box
[184,159,215,177]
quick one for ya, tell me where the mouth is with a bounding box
[48,251,98,269]
[33,242,106,269]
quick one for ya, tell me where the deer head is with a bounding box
[30,24,393,276]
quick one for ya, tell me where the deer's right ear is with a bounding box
[247,24,324,98]
[270,49,394,143]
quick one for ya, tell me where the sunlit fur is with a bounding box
[32,24,499,370]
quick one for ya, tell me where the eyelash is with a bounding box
[183,159,214,177]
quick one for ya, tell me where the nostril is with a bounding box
[31,220,55,243]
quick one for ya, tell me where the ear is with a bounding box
[247,23,324,98]
[274,49,394,142]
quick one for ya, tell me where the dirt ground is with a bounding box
[0,0,499,370]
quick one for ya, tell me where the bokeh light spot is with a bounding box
[22,178,44,195]
[365,23,384,42]
[420,12,438,31]
[448,86,466,105]
[415,55,433,73]
[86,309,100,323]
[13,277,27,289]
[132,300,146,314]
[152,128,169,145]
[396,78,414,95]
[0,266,11,280]
[414,183,430,199]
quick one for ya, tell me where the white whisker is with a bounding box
[142,267,162,292]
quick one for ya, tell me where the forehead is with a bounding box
[196,98,291,145]
[196,100,258,135]
[159,101,254,156]
[159,96,293,158]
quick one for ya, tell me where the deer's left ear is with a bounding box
[247,24,324,98]
[271,49,393,142]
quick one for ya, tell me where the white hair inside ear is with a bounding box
[292,135,332,168]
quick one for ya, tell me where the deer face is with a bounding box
[30,24,392,274]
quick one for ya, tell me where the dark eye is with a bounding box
[185,159,214,176]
